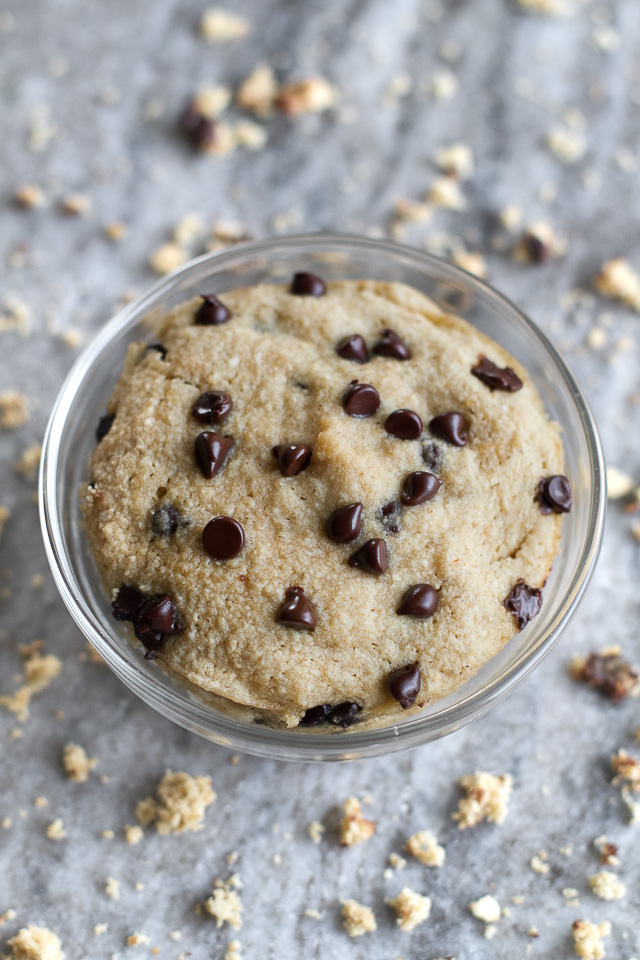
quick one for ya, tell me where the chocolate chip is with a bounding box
[96,413,115,443]
[202,516,245,561]
[299,704,332,726]
[326,502,363,543]
[336,333,369,363]
[348,538,388,575]
[471,356,523,392]
[380,500,400,534]
[135,594,183,659]
[401,471,442,506]
[272,443,312,477]
[194,294,231,326]
[389,662,422,709]
[146,343,167,359]
[192,391,233,425]
[429,411,467,447]
[290,272,326,297]
[573,652,639,703]
[421,442,441,471]
[397,584,439,618]
[503,580,542,630]
[343,381,381,417]
[385,409,423,440]
[327,701,362,727]
[180,102,217,151]
[523,231,551,264]
[537,475,572,514]
[151,505,190,537]
[112,585,145,622]
[372,328,411,360]
[276,586,317,630]
[195,432,233,478]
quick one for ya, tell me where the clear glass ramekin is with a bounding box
[39,233,605,762]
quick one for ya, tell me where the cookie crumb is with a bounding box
[105,877,120,901]
[429,68,459,102]
[236,64,277,117]
[515,221,567,263]
[570,650,639,701]
[168,931,181,941]
[594,258,640,312]
[563,887,580,906]
[126,933,150,947]
[341,899,377,937]
[0,391,28,429]
[530,851,550,875]
[469,894,501,925]
[387,887,431,932]
[340,796,376,847]
[427,176,466,210]
[149,243,188,276]
[34,796,48,808]
[304,909,322,920]
[517,0,571,15]
[192,86,231,120]
[61,193,92,217]
[308,820,324,844]
[45,818,67,841]
[14,444,41,481]
[593,836,619,867]
[7,925,65,960]
[405,830,445,867]
[611,748,640,790]
[136,770,215,835]
[62,743,98,782]
[205,881,243,930]
[93,924,107,937]
[124,824,143,845]
[0,294,32,337]
[0,506,9,539]
[588,871,626,901]
[547,124,587,164]
[572,919,611,959]
[435,142,474,180]
[452,250,487,280]
[14,184,46,209]
[0,651,62,722]
[388,852,407,871]
[200,7,250,43]
[0,909,17,926]
[275,77,337,116]
[605,466,636,500]
[104,222,127,242]
[101,829,115,840]
[453,771,512,828]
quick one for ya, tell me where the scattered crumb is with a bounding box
[105,877,120,901]
[613,147,636,173]
[45,818,67,841]
[2,817,13,829]
[453,771,512,828]
[563,887,580,906]
[93,924,107,937]
[126,933,150,947]
[62,743,97,782]
[341,900,377,937]
[136,770,216,835]
[0,506,9,539]
[34,796,48,808]
[430,68,459,102]
[547,124,587,164]
[515,221,567,264]
[427,176,466,210]
[0,295,31,337]
[499,204,523,233]
[572,919,611,960]
[205,880,243,930]
[339,796,376,847]
[223,941,242,960]
[102,829,115,840]
[453,250,487,280]
[172,213,204,248]
[233,120,267,152]
[594,258,640,312]
[517,0,571,15]
[308,820,324,844]
[236,64,278,117]
[570,650,639,701]
[605,466,636,500]
[275,77,337,116]
[304,909,322,920]
[0,651,62,722]
[435,142,474,179]
[14,185,45,209]
[104,222,127,242]
[13,444,41,481]
[388,852,407,871]
[149,243,188,276]
[0,909,17,927]
[193,85,232,120]
[387,887,431,932]
[168,931,181,941]
[587,327,607,350]
[200,7,250,42]
[469,894,501,925]
[530,852,550,875]
[593,836,619,867]
[0,391,28,429]
[405,830,445,867]
[27,106,57,153]
[611,748,640,791]
[124,824,144,845]
[61,193,92,217]
[6,925,65,960]
[588,871,626,901]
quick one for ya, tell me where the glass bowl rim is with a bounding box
[39,231,606,761]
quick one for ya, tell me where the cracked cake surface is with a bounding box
[83,277,566,727]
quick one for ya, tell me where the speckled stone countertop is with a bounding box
[1,0,640,957]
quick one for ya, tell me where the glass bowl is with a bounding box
[39,233,605,762]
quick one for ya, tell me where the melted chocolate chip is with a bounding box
[421,442,441,472]
[574,652,638,703]
[429,411,467,447]
[537,475,572,514]
[299,704,331,726]
[146,343,167,359]
[135,594,183,658]
[372,328,411,360]
[326,502,363,543]
[380,500,400,534]
[389,662,422,709]
[276,586,317,630]
[326,701,361,728]
[385,409,423,440]
[336,333,369,363]
[503,580,542,630]
[397,583,439,618]
[195,432,233,479]
[151,505,190,537]
[194,294,231,326]
[272,443,312,477]
[180,102,217,150]
[401,471,442,506]
[471,356,523,392]
[96,413,115,443]
[192,391,233,425]
[343,381,381,417]
[348,538,388,575]
[112,585,145,622]
[202,516,245,561]
[290,272,326,297]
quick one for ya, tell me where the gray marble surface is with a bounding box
[1,0,640,957]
